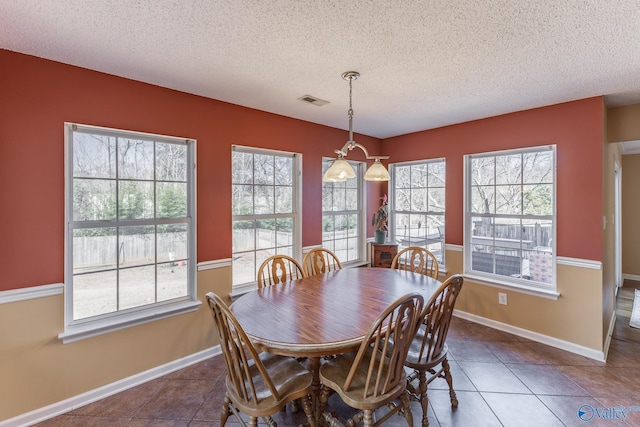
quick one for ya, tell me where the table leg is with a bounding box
[308,356,321,424]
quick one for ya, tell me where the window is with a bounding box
[464,146,556,290]
[322,159,365,264]
[390,159,446,264]
[231,146,301,289]
[62,123,197,342]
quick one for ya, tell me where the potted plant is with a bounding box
[372,194,388,244]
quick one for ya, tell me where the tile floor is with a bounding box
[34,289,640,427]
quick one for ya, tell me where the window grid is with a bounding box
[321,159,364,264]
[390,159,446,265]
[465,146,555,288]
[232,146,300,287]
[66,124,196,325]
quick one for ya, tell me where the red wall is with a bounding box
[383,97,604,261]
[0,50,384,291]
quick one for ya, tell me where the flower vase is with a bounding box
[374,230,386,244]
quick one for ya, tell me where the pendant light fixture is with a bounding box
[322,71,390,182]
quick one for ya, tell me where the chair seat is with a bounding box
[228,352,313,417]
[320,347,407,411]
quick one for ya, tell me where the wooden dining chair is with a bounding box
[405,275,464,427]
[301,247,342,276]
[257,254,305,288]
[205,292,316,427]
[318,293,424,427]
[391,246,439,279]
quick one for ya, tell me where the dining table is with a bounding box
[230,266,442,420]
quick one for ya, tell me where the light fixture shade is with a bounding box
[364,159,390,181]
[322,158,356,182]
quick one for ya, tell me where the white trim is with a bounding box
[463,273,560,300]
[556,256,602,270]
[197,258,232,271]
[453,309,605,362]
[58,300,202,344]
[603,311,617,361]
[445,243,463,252]
[623,273,640,282]
[0,283,63,305]
[0,346,222,427]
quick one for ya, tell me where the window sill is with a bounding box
[463,273,560,300]
[58,300,202,344]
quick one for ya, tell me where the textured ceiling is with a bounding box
[2,1,640,139]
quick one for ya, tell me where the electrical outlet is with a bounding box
[498,292,508,305]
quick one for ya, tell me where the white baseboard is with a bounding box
[623,273,640,282]
[1,346,222,427]
[453,310,606,362]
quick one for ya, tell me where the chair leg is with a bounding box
[418,369,429,427]
[221,395,232,427]
[301,394,316,427]
[400,390,414,427]
[441,358,458,409]
[362,409,374,427]
[248,416,258,427]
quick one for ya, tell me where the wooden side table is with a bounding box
[371,243,398,268]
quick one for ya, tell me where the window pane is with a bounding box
[496,185,522,215]
[73,270,117,319]
[254,154,274,185]
[411,164,428,187]
[256,220,276,250]
[523,184,553,216]
[233,251,256,285]
[73,179,116,221]
[275,157,292,185]
[429,187,445,212]
[523,151,553,184]
[254,185,274,214]
[120,226,155,267]
[158,224,188,263]
[119,139,154,180]
[345,188,358,210]
[232,184,253,215]
[472,157,494,185]
[276,217,294,248]
[73,228,117,274]
[119,265,155,310]
[411,188,428,212]
[395,165,410,188]
[495,154,521,185]
[157,182,187,218]
[232,151,254,184]
[428,161,445,187]
[233,220,255,252]
[73,133,116,179]
[119,181,154,219]
[156,143,187,181]
[157,261,188,301]
[471,186,495,214]
[395,189,411,211]
[275,186,292,214]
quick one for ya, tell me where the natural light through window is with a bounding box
[464,146,556,290]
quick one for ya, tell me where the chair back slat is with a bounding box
[415,275,464,363]
[206,293,281,402]
[302,248,342,276]
[257,255,305,288]
[391,246,439,279]
[344,293,423,398]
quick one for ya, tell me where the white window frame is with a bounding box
[61,123,198,344]
[231,145,302,294]
[463,145,558,298]
[389,158,446,267]
[321,158,367,266]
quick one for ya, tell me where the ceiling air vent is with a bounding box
[298,95,329,106]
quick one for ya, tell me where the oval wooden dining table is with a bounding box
[230,267,442,419]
